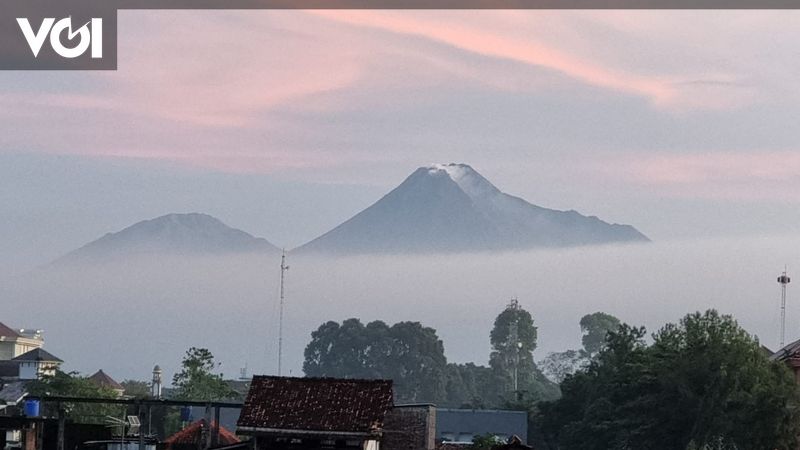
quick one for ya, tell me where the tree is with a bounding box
[26,370,123,424]
[172,347,237,401]
[304,319,448,403]
[539,310,800,450]
[120,379,151,398]
[538,350,585,384]
[489,299,557,403]
[536,312,620,384]
[472,433,503,450]
[579,312,621,356]
[443,363,494,408]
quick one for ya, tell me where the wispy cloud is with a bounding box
[600,151,800,201]
[311,11,678,106]
[1,11,797,175]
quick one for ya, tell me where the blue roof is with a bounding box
[435,408,528,444]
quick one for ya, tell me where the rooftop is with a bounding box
[769,338,800,362]
[0,380,28,405]
[0,322,21,339]
[237,376,393,435]
[88,370,124,391]
[165,420,240,447]
[12,348,62,363]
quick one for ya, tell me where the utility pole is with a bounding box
[278,250,289,376]
[507,299,521,393]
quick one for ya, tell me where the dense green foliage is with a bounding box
[489,302,538,399]
[539,312,621,383]
[120,379,151,398]
[303,302,558,406]
[579,311,621,356]
[26,370,123,424]
[171,347,237,401]
[471,433,504,450]
[303,319,447,403]
[539,310,800,450]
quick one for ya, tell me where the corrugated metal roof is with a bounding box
[0,380,28,405]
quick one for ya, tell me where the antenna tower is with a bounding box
[278,249,289,376]
[778,268,791,348]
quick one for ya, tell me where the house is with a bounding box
[769,339,800,382]
[165,419,240,450]
[0,323,44,361]
[434,409,527,444]
[88,370,125,397]
[13,348,62,380]
[237,376,394,450]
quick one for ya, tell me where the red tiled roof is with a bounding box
[237,376,393,435]
[88,370,124,390]
[165,420,240,446]
[0,323,21,339]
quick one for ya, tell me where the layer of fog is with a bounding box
[1,235,796,384]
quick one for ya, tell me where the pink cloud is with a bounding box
[1,11,795,175]
[599,151,800,201]
[310,11,677,106]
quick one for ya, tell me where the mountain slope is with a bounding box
[55,213,279,264]
[295,164,648,254]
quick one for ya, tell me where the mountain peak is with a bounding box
[55,213,279,265]
[424,163,501,199]
[295,163,649,255]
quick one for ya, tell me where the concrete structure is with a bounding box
[434,409,527,444]
[0,324,43,361]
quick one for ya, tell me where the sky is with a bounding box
[2,10,800,381]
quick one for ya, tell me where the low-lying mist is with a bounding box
[1,235,796,384]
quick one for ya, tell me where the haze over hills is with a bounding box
[295,163,649,254]
[53,213,279,265]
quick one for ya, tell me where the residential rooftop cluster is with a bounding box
[0,321,530,450]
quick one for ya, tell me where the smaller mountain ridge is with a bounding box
[54,213,279,265]
[295,163,649,255]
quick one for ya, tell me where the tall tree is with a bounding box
[172,347,237,401]
[538,312,621,383]
[489,299,557,402]
[579,312,621,356]
[304,319,447,403]
[539,310,800,449]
